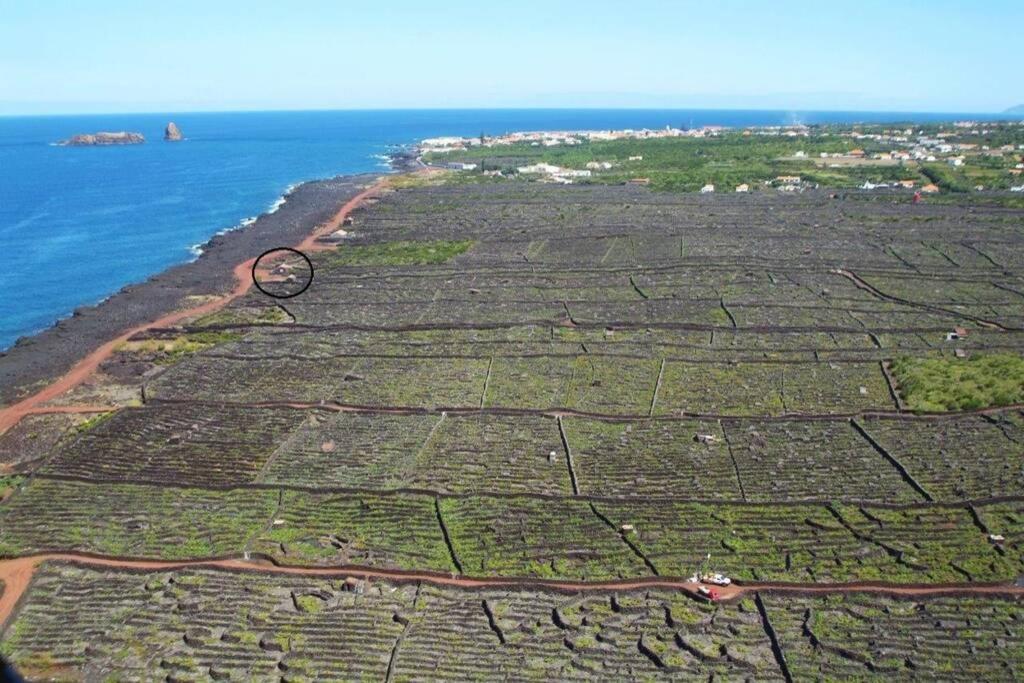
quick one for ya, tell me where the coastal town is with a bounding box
[422,121,1024,193]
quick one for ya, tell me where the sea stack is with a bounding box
[164,122,183,141]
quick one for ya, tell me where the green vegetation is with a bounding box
[117,329,242,364]
[0,479,276,559]
[921,163,973,193]
[325,239,473,266]
[189,304,291,328]
[765,593,1024,680]
[426,121,1024,193]
[72,411,115,434]
[0,474,26,495]
[251,491,455,572]
[427,132,925,192]
[891,353,1024,411]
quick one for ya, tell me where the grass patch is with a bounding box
[891,353,1024,411]
[326,240,473,266]
[388,170,456,188]
[72,412,115,434]
[117,330,242,364]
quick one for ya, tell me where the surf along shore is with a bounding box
[0,171,399,410]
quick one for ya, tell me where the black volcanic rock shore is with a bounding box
[0,174,380,406]
[59,132,146,146]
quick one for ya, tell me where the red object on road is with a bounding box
[709,588,720,601]
[912,191,922,203]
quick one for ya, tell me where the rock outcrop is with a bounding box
[59,132,145,146]
[164,122,183,141]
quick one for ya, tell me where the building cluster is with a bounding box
[425,121,1024,192]
[516,163,592,184]
[838,125,1024,172]
[420,126,723,154]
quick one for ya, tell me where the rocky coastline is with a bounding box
[0,173,381,405]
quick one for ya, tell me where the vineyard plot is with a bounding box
[250,491,455,572]
[763,593,1024,681]
[0,479,275,559]
[0,563,415,681]
[43,404,310,487]
[562,417,742,498]
[257,411,440,489]
[414,414,573,495]
[724,419,923,502]
[861,415,1024,501]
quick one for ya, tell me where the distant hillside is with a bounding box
[1004,104,1024,116]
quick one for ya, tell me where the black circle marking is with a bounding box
[252,247,314,299]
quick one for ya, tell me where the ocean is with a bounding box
[0,108,1013,350]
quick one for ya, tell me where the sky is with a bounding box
[1,0,1021,115]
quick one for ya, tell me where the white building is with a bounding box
[735,184,750,193]
[445,162,478,171]
[517,163,562,174]
[700,184,715,193]
[555,169,592,178]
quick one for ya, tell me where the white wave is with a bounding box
[267,196,287,214]
[193,182,301,262]
[267,184,298,215]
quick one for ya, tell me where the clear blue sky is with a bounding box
[1,0,1020,115]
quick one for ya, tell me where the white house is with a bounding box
[700,184,715,193]
[445,162,478,171]
[517,163,562,174]
[556,169,592,178]
[735,184,750,193]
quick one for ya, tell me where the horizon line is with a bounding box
[1,105,1021,120]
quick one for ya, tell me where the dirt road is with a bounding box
[3,552,1023,630]
[0,181,386,436]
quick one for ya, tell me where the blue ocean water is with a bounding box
[0,108,1012,350]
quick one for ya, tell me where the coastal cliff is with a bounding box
[60,132,145,146]
[164,122,183,141]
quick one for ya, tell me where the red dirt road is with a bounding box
[0,180,385,436]
[3,552,1023,629]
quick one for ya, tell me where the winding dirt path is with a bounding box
[3,552,1023,629]
[0,180,386,436]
